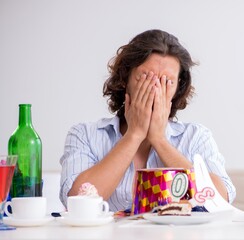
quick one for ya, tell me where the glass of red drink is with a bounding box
[0,155,18,230]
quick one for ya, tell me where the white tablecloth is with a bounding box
[1,216,244,240]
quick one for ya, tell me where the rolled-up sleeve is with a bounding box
[190,125,236,203]
[59,124,98,208]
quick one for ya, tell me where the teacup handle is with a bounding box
[4,201,13,217]
[101,201,109,214]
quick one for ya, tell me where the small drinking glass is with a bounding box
[0,155,18,230]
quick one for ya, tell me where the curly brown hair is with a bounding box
[103,29,196,122]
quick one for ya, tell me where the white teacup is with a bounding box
[4,197,47,219]
[67,196,109,220]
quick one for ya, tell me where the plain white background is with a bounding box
[1,0,244,172]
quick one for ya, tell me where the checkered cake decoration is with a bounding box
[131,168,196,214]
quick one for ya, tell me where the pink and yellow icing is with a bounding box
[78,182,99,197]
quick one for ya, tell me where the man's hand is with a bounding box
[124,71,157,143]
[147,75,176,145]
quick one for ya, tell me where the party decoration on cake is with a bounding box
[131,168,196,215]
[189,186,215,207]
[171,173,189,202]
[78,182,99,197]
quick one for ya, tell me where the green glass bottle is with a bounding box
[8,104,42,197]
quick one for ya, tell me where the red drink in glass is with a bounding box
[0,155,18,230]
[0,165,15,202]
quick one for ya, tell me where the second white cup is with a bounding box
[4,197,47,219]
[67,196,109,220]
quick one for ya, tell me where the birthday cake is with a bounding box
[156,202,192,216]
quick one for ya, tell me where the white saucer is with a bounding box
[143,212,215,225]
[60,211,114,218]
[3,216,54,227]
[57,214,114,227]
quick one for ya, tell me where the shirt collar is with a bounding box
[97,116,120,135]
[166,120,186,138]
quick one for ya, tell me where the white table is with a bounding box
[1,217,244,240]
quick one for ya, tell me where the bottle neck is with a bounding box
[18,104,32,126]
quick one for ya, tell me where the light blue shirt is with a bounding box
[60,116,236,211]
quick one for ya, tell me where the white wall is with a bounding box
[1,0,244,171]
